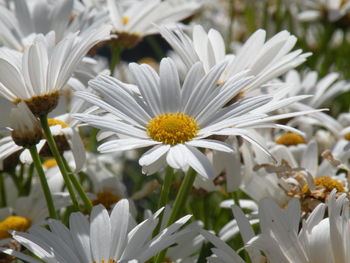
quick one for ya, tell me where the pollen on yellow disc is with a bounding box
[122,16,129,25]
[147,112,199,145]
[344,133,350,141]
[0,216,31,239]
[275,132,305,146]
[92,192,121,210]
[43,158,57,169]
[47,118,69,128]
[302,176,345,194]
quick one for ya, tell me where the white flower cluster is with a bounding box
[0,0,349,262]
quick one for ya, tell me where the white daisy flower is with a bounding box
[74,57,314,179]
[105,0,200,48]
[243,139,350,213]
[199,203,262,263]
[0,25,111,116]
[0,199,196,263]
[298,0,350,23]
[159,24,310,94]
[247,191,349,263]
[283,69,350,109]
[145,205,205,262]
[0,0,106,51]
[0,192,70,242]
[201,191,350,263]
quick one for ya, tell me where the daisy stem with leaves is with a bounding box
[29,146,58,219]
[154,167,197,263]
[39,115,82,212]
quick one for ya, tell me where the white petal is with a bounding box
[139,144,170,166]
[67,129,86,172]
[90,205,111,262]
[166,144,188,170]
[110,199,130,259]
[182,145,214,179]
[98,139,160,153]
[186,139,233,153]
[69,212,92,263]
[159,58,181,113]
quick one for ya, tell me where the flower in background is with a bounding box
[283,70,350,109]
[242,138,350,213]
[248,190,350,263]
[199,203,263,263]
[160,24,310,95]
[105,0,200,48]
[0,199,196,263]
[0,192,70,243]
[0,0,106,51]
[297,0,350,24]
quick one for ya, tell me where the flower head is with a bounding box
[106,0,200,48]
[74,57,290,179]
[0,25,111,115]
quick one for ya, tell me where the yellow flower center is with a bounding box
[147,113,199,145]
[344,133,350,141]
[93,260,116,263]
[138,57,158,69]
[92,191,121,210]
[122,16,129,25]
[0,216,31,239]
[43,158,57,169]
[47,118,69,128]
[275,132,305,146]
[302,176,345,194]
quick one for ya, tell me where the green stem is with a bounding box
[29,146,58,219]
[0,172,6,207]
[275,0,283,32]
[110,45,123,75]
[87,127,99,152]
[61,156,93,213]
[146,36,165,61]
[18,163,24,189]
[39,115,80,211]
[226,0,235,52]
[244,0,256,34]
[19,164,34,196]
[154,168,197,263]
[166,168,196,225]
[262,2,269,33]
[318,24,335,76]
[232,191,241,209]
[153,167,175,237]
